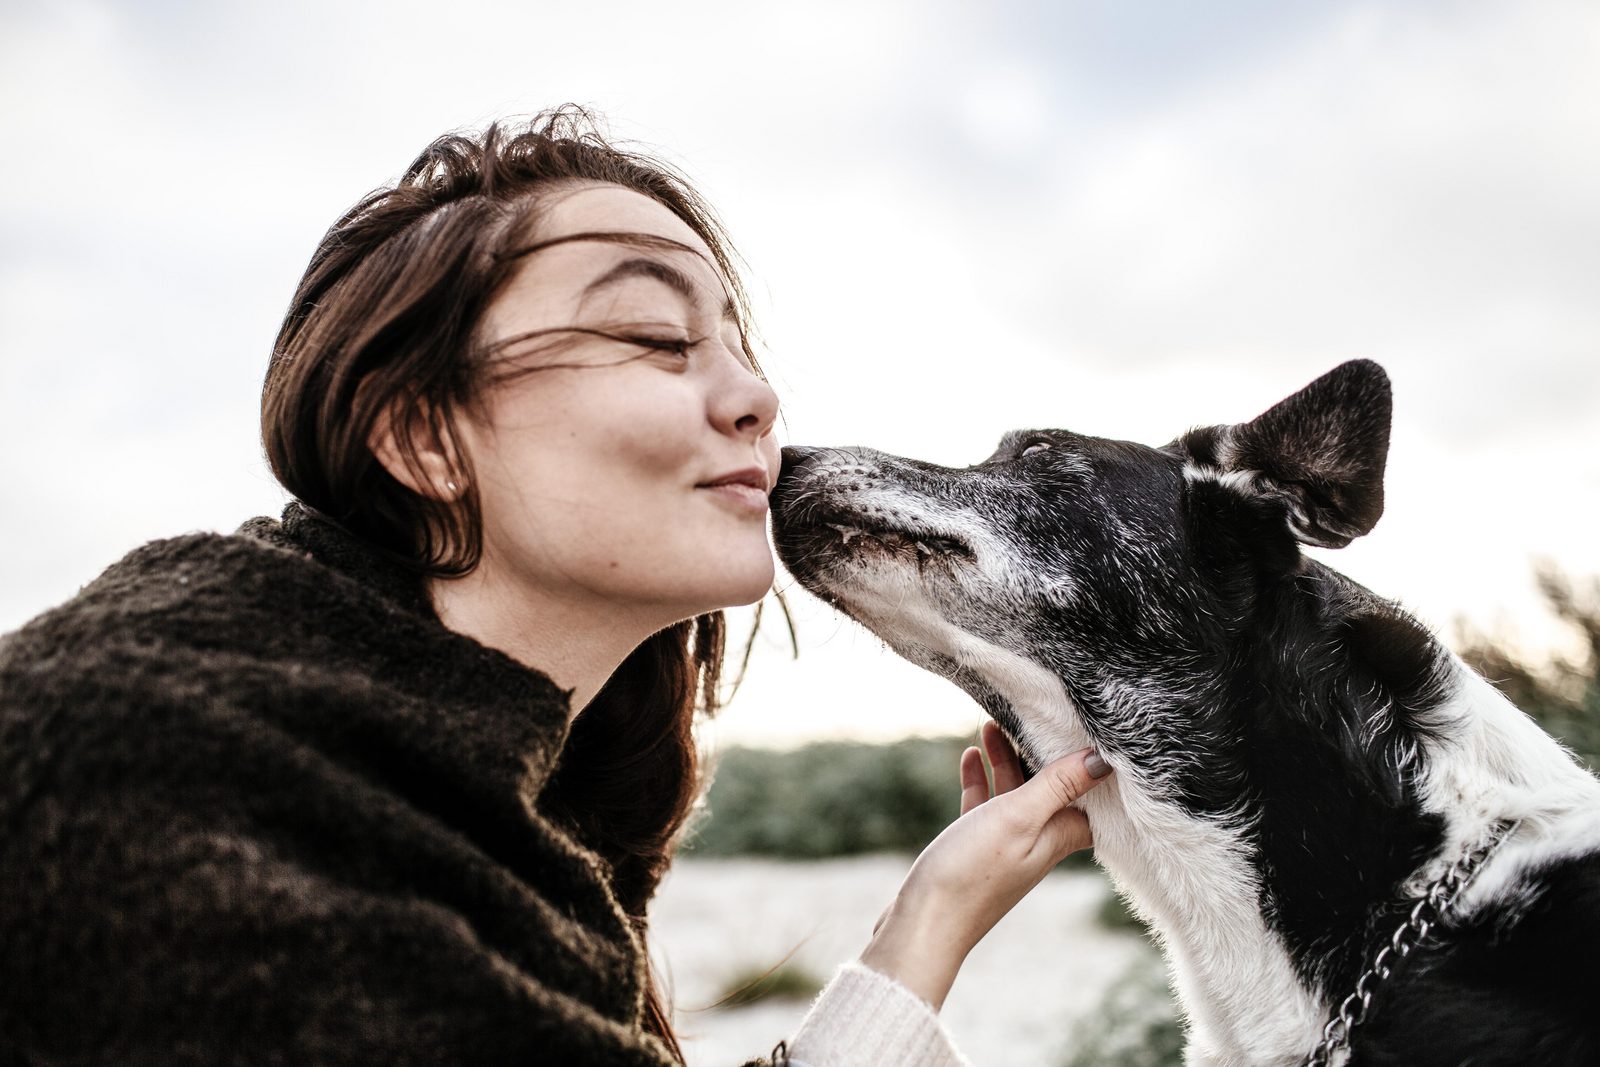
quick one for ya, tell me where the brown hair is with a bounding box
[260,107,754,1060]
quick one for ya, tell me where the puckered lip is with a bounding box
[697,466,773,494]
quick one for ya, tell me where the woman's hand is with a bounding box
[858,722,1112,1010]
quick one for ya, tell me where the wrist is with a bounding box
[857,894,968,1012]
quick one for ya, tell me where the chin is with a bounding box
[695,556,776,613]
[723,580,773,609]
[647,533,774,617]
[717,564,777,609]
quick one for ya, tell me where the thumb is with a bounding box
[1008,748,1111,826]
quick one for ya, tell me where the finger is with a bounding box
[959,746,990,815]
[1007,748,1111,826]
[981,720,1026,795]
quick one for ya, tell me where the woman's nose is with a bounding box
[711,352,780,441]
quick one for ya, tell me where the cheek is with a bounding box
[573,377,702,469]
[611,414,701,479]
[477,394,711,555]
[490,385,698,491]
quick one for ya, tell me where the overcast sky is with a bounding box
[3,0,1596,746]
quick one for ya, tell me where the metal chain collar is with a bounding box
[1301,818,1521,1067]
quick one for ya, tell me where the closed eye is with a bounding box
[627,334,698,358]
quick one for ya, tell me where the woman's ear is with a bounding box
[365,383,465,502]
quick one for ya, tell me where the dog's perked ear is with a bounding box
[1184,360,1393,549]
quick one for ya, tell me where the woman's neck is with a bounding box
[426,566,660,718]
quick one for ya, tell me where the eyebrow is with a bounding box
[581,256,738,322]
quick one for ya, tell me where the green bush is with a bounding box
[685,735,970,858]
[685,733,1104,862]
[1059,948,1184,1067]
[709,960,825,1009]
[1455,566,1600,772]
[1095,889,1149,933]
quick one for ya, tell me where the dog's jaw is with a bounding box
[822,573,1091,754]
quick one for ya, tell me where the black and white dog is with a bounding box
[770,361,1600,1066]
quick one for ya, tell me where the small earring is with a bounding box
[445,480,459,493]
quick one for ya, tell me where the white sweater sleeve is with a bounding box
[782,960,970,1067]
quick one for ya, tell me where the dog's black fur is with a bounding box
[771,360,1600,1066]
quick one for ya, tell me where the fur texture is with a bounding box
[771,360,1600,1066]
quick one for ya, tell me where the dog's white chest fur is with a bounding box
[1081,779,1326,1065]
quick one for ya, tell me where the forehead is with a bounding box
[535,182,709,251]
[485,183,729,331]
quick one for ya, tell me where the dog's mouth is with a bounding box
[809,515,974,566]
[769,449,975,578]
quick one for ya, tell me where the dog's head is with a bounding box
[771,360,1417,787]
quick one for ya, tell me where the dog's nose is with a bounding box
[778,445,825,487]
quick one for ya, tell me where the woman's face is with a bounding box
[458,183,781,625]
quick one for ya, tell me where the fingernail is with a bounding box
[1085,750,1112,779]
